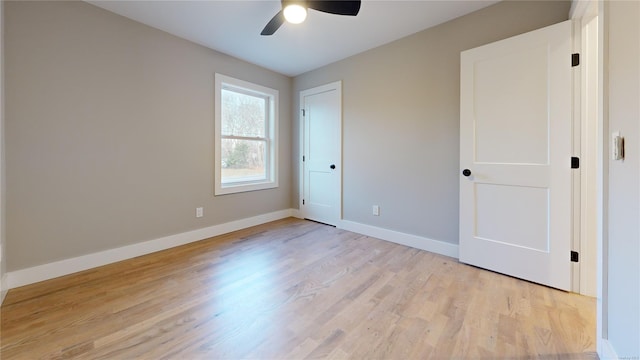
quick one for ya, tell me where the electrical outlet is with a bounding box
[372,205,380,216]
[196,207,204,218]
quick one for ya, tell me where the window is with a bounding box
[215,74,278,195]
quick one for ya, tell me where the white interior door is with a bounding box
[301,82,341,226]
[459,20,573,291]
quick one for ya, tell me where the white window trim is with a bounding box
[214,73,278,195]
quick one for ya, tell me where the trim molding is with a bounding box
[570,0,589,19]
[290,208,303,219]
[599,338,619,360]
[7,209,295,289]
[339,220,459,259]
[6,211,459,290]
[1,273,7,305]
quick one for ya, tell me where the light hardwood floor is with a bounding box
[1,218,596,359]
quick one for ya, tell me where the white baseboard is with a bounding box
[1,272,7,305]
[6,212,458,290]
[339,220,459,259]
[7,209,295,289]
[290,208,303,219]
[599,338,619,360]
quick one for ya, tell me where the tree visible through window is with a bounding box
[221,89,267,183]
[215,74,278,195]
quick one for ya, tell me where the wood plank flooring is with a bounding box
[1,218,596,359]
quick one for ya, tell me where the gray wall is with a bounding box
[606,1,640,356]
[5,1,292,271]
[293,1,571,244]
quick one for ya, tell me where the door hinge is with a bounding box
[572,53,580,67]
[571,251,579,262]
[302,109,306,116]
[571,157,580,169]
[302,199,305,205]
[303,155,305,162]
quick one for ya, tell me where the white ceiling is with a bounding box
[87,0,500,77]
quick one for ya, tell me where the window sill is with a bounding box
[215,181,278,196]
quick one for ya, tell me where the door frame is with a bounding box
[570,0,600,297]
[570,0,606,356]
[571,1,600,298]
[0,0,6,305]
[298,81,343,223]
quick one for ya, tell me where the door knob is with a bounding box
[330,164,336,169]
[462,169,471,177]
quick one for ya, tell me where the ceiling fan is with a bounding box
[261,0,361,36]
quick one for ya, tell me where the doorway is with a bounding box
[299,81,342,226]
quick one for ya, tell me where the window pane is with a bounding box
[221,88,266,138]
[214,73,278,195]
[221,138,267,183]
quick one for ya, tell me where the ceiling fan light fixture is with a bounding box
[283,4,307,24]
[261,0,360,36]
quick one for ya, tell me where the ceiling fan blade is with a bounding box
[308,1,361,16]
[261,10,285,36]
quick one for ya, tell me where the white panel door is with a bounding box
[460,20,573,291]
[301,82,341,226]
